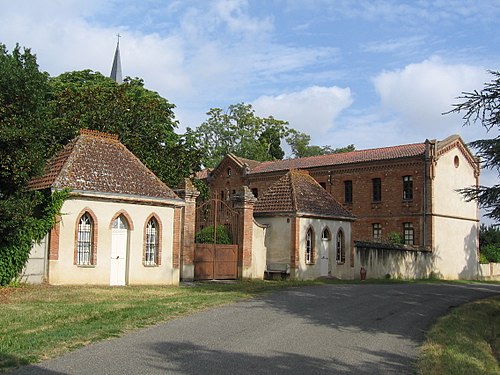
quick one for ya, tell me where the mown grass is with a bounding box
[0,280,320,372]
[1,280,498,373]
[417,296,500,375]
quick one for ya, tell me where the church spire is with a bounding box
[110,34,122,84]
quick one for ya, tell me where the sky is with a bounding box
[1,0,499,220]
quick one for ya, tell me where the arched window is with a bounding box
[77,213,93,265]
[145,217,159,266]
[321,227,331,241]
[305,227,314,264]
[336,229,345,264]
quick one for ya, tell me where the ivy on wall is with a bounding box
[0,189,68,286]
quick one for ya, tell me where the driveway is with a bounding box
[11,282,500,374]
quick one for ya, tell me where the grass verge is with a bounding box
[417,296,500,375]
[0,280,318,372]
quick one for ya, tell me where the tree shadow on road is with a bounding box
[147,340,414,375]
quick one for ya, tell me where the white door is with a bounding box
[110,216,128,286]
[320,246,329,277]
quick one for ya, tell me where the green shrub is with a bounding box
[388,231,404,245]
[195,225,232,244]
[480,243,500,263]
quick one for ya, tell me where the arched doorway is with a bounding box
[110,215,129,286]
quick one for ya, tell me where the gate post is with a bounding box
[175,179,200,281]
[233,186,257,279]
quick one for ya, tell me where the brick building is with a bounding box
[204,134,480,279]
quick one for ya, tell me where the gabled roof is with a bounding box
[254,169,355,220]
[249,142,427,174]
[209,153,261,179]
[28,129,180,201]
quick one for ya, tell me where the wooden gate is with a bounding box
[194,198,239,280]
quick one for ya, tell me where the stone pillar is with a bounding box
[174,179,200,281]
[233,186,257,279]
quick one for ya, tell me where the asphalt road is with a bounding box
[10,282,500,375]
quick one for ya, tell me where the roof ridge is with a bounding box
[80,129,119,141]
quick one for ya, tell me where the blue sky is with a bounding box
[1,0,499,218]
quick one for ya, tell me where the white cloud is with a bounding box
[252,86,353,141]
[372,57,490,143]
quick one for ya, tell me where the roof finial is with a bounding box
[110,34,123,84]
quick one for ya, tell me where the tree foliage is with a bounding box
[48,70,201,187]
[188,103,289,168]
[286,129,355,158]
[447,71,500,221]
[0,44,68,285]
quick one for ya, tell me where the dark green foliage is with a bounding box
[0,190,68,285]
[480,244,500,263]
[479,223,500,248]
[48,70,201,187]
[447,71,500,221]
[195,225,232,244]
[286,129,355,158]
[388,231,404,245]
[0,44,67,285]
[188,103,290,168]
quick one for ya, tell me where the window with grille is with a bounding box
[372,223,382,241]
[322,227,331,241]
[344,180,353,204]
[403,176,413,200]
[77,213,93,265]
[336,229,345,263]
[305,228,314,264]
[404,222,414,245]
[372,178,381,202]
[145,218,159,265]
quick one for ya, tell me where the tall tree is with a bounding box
[447,70,500,221]
[48,70,201,186]
[286,129,355,158]
[189,103,289,168]
[0,44,65,285]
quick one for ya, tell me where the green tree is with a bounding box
[0,44,67,285]
[48,70,201,187]
[447,70,500,221]
[286,129,355,158]
[189,103,289,168]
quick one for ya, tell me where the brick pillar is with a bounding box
[233,186,257,279]
[290,216,299,278]
[174,179,200,281]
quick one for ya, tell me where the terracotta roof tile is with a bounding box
[29,129,179,201]
[250,142,426,174]
[255,170,355,220]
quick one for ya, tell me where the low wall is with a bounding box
[479,263,500,281]
[355,241,433,280]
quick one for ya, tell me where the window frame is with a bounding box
[321,227,331,241]
[403,175,413,200]
[372,223,382,242]
[336,229,345,264]
[144,217,160,266]
[403,222,414,245]
[344,180,353,204]
[76,212,95,266]
[305,227,314,264]
[372,178,382,202]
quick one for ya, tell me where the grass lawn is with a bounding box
[0,280,318,372]
[1,280,498,373]
[417,295,500,375]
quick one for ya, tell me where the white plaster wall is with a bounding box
[433,217,479,279]
[296,218,352,280]
[254,216,292,264]
[479,263,500,280]
[433,148,478,218]
[355,246,433,279]
[23,234,48,284]
[49,197,179,285]
[432,148,479,280]
[242,221,267,279]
